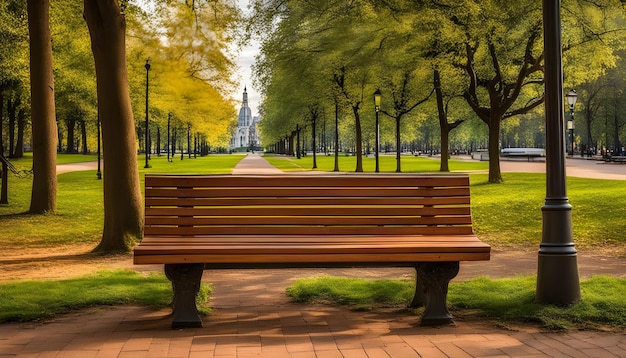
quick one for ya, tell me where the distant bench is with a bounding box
[501,148,546,162]
[133,174,491,329]
[603,155,626,163]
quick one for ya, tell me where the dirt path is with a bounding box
[1,243,623,284]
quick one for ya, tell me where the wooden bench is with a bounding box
[134,174,490,329]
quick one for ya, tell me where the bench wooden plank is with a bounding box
[145,174,471,188]
[143,226,475,236]
[137,234,486,244]
[144,216,474,226]
[145,196,471,207]
[135,252,490,265]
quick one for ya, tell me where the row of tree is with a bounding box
[248,0,626,182]
[1,0,241,251]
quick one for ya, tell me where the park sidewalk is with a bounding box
[2,153,624,357]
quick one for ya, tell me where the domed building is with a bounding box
[230,87,261,151]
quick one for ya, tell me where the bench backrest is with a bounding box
[144,174,474,237]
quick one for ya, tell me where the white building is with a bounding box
[230,87,261,151]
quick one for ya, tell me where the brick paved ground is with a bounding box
[1,154,624,357]
[1,267,625,357]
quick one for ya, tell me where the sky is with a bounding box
[233,0,261,117]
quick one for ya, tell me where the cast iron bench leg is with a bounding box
[165,263,204,329]
[415,261,460,326]
[410,270,426,308]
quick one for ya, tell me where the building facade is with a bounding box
[230,87,261,151]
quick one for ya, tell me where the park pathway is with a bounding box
[2,153,623,357]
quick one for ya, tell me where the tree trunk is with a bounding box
[0,92,6,205]
[14,108,25,158]
[395,117,401,173]
[352,106,363,172]
[7,97,16,158]
[334,100,339,172]
[614,112,620,152]
[312,115,317,169]
[27,0,57,214]
[434,70,449,172]
[0,92,3,155]
[66,117,76,153]
[84,0,143,252]
[488,116,503,183]
[81,120,88,154]
[296,127,301,159]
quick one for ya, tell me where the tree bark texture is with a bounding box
[27,0,58,214]
[352,106,363,172]
[84,0,143,252]
[14,109,25,158]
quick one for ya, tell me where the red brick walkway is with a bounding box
[1,267,624,357]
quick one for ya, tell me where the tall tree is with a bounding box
[433,68,465,172]
[83,0,143,252]
[27,0,57,214]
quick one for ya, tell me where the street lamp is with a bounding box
[537,1,580,307]
[374,89,381,173]
[144,58,152,169]
[566,90,577,156]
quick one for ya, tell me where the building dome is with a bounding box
[238,87,252,127]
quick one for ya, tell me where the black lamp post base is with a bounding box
[537,252,580,306]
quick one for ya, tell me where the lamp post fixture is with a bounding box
[566,90,577,156]
[144,58,152,169]
[537,0,580,306]
[374,89,381,173]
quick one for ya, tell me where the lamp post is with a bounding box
[374,89,381,173]
[144,58,152,169]
[566,90,577,156]
[537,0,580,306]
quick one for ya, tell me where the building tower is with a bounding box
[231,87,261,151]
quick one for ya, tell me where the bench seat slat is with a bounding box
[134,252,490,265]
[138,234,485,244]
[145,174,471,188]
[144,216,473,226]
[136,235,487,247]
[143,226,474,236]
[145,196,471,207]
[135,244,490,255]
[145,187,470,198]
[144,206,471,217]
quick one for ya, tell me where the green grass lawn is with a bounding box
[0,270,211,322]
[0,153,245,250]
[3,153,625,250]
[286,275,626,330]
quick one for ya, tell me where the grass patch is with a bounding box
[470,173,626,249]
[286,275,626,330]
[0,269,212,322]
[0,154,243,250]
[57,153,99,164]
[3,155,626,251]
[286,275,413,310]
